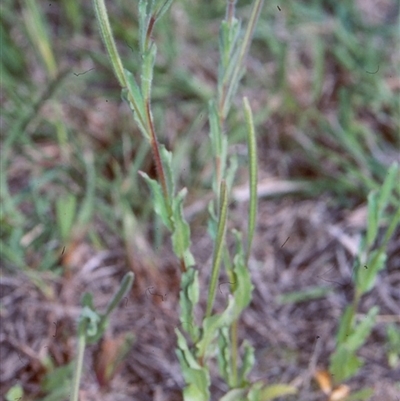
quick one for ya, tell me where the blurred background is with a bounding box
[1,0,399,400]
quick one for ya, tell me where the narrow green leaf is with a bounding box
[218,17,241,82]
[104,272,134,318]
[247,382,264,401]
[259,383,298,400]
[238,340,255,386]
[225,153,238,193]
[337,304,355,344]
[366,191,379,248]
[123,69,148,137]
[176,330,201,369]
[179,268,200,341]
[139,171,172,230]
[377,162,399,218]
[208,100,227,196]
[160,145,175,200]
[141,44,157,102]
[93,0,126,87]
[207,201,218,241]
[277,286,333,304]
[176,331,210,401]
[138,0,149,54]
[231,229,253,315]
[219,388,247,401]
[154,0,174,22]
[357,249,386,295]
[346,306,379,352]
[217,327,233,386]
[243,97,258,261]
[220,0,264,118]
[386,323,400,368]
[197,295,237,358]
[172,188,195,267]
[330,344,363,382]
[56,194,77,241]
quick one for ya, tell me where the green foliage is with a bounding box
[386,324,400,368]
[175,329,211,401]
[40,363,73,401]
[330,162,400,386]
[69,272,134,401]
[277,286,334,305]
[56,194,77,241]
[353,163,399,297]
[330,306,379,382]
[5,385,23,401]
[179,267,200,342]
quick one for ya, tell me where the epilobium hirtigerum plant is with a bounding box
[92,0,297,399]
[70,272,134,401]
[326,162,400,399]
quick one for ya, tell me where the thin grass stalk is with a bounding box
[206,180,229,318]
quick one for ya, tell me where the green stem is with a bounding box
[206,180,229,318]
[70,331,86,401]
[145,101,170,207]
[243,97,258,262]
[231,319,239,385]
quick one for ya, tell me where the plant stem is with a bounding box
[145,101,170,204]
[70,331,86,401]
[219,0,264,119]
[231,318,239,385]
[145,15,156,51]
[243,97,258,262]
[206,180,229,318]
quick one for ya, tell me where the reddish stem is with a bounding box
[145,15,156,50]
[145,101,169,201]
